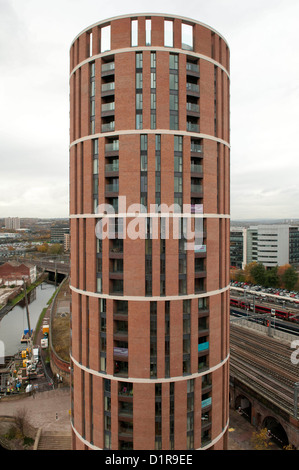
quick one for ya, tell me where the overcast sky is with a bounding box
[0,0,298,220]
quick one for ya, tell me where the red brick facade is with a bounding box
[70,13,230,450]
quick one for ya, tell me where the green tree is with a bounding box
[250,263,266,285]
[282,266,298,291]
[264,266,279,288]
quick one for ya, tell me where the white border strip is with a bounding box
[70,46,230,79]
[69,128,230,149]
[70,284,229,302]
[71,418,229,450]
[71,352,229,384]
[69,212,230,219]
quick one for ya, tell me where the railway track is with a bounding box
[230,324,299,418]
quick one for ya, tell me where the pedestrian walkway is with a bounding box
[228,409,280,450]
[228,409,256,450]
[0,387,71,433]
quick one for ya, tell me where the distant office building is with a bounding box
[230,228,247,269]
[5,217,20,230]
[230,225,299,269]
[246,227,258,264]
[50,227,70,243]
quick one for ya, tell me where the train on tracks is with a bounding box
[230,297,299,324]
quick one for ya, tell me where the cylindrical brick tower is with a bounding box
[69,13,230,450]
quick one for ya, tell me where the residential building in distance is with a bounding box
[69,13,230,450]
[5,217,20,230]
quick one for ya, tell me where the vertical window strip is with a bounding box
[151,52,156,129]
[89,373,93,444]
[170,382,175,449]
[155,383,162,449]
[183,300,191,374]
[136,52,143,129]
[165,300,170,377]
[90,62,95,135]
[214,66,217,136]
[187,378,194,449]
[169,54,179,130]
[93,138,99,214]
[150,301,157,377]
[155,134,161,209]
[96,220,103,294]
[160,219,166,296]
[104,378,111,449]
[99,298,106,372]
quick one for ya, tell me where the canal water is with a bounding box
[0,283,56,357]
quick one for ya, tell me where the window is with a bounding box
[164,20,173,47]
[101,25,111,53]
[131,19,138,46]
[146,19,151,46]
[182,23,193,50]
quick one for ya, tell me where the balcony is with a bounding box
[102,82,115,92]
[191,142,202,153]
[105,182,119,196]
[102,102,115,118]
[201,396,212,408]
[114,360,128,378]
[191,183,203,195]
[118,383,133,399]
[114,331,128,343]
[191,163,203,176]
[101,62,115,76]
[105,161,119,177]
[102,82,115,97]
[198,341,209,353]
[187,102,200,114]
[186,62,199,74]
[105,141,119,153]
[187,122,199,133]
[102,121,115,133]
[186,82,199,96]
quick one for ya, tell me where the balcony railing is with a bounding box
[105,162,119,172]
[102,122,115,132]
[186,63,199,73]
[198,341,209,352]
[105,141,119,152]
[201,397,212,408]
[102,62,115,73]
[102,102,115,112]
[102,82,115,92]
[191,143,202,153]
[191,184,203,193]
[187,102,200,113]
[186,83,199,93]
[106,183,119,193]
[191,163,203,173]
[187,122,199,133]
